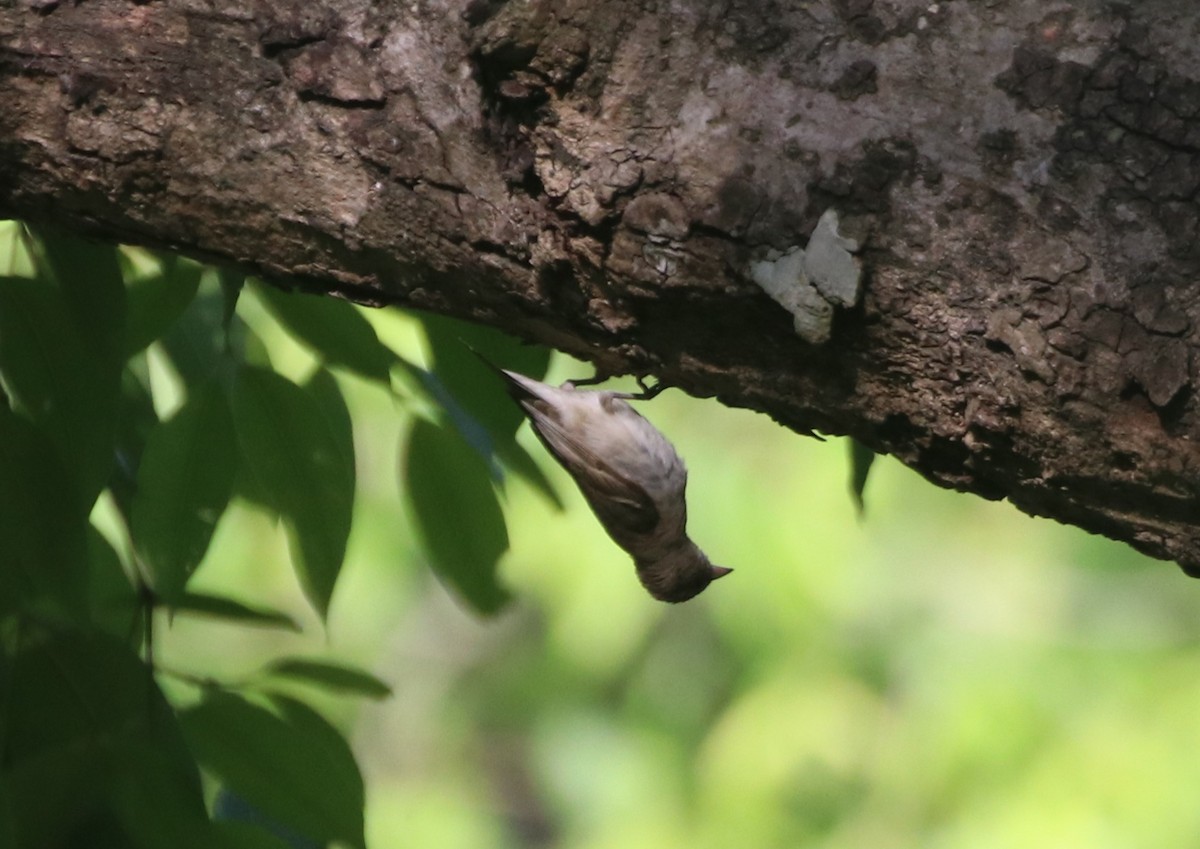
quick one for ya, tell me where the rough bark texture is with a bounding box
[3,0,1200,572]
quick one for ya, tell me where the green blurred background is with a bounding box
[151,301,1200,849]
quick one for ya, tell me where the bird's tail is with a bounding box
[497,367,554,405]
[468,348,552,404]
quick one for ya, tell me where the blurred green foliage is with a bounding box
[3,221,1200,849]
[0,221,547,848]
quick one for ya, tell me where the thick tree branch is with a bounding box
[3,0,1200,571]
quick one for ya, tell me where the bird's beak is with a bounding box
[710,566,734,580]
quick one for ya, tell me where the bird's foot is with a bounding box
[611,376,665,400]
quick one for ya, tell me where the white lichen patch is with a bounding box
[749,209,863,344]
[749,246,834,343]
[805,209,862,307]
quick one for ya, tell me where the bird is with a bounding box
[494,367,731,602]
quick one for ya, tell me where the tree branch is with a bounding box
[3,0,1200,571]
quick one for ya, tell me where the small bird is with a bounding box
[495,368,732,602]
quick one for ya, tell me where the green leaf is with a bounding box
[5,629,183,765]
[159,277,255,388]
[25,225,126,360]
[213,820,300,849]
[849,437,877,516]
[0,402,89,620]
[232,366,354,618]
[124,254,204,356]
[254,282,397,385]
[215,789,322,849]
[25,226,127,501]
[303,367,355,483]
[264,658,392,699]
[419,314,561,505]
[403,418,511,614]
[131,381,238,602]
[179,692,366,849]
[419,368,501,474]
[170,592,300,632]
[272,695,365,841]
[5,631,199,849]
[217,268,246,334]
[0,275,123,506]
[109,357,160,520]
[0,777,17,849]
[86,525,141,641]
[421,313,553,441]
[106,738,222,849]
[2,728,108,849]
[497,439,565,510]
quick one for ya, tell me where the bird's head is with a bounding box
[637,542,733,603]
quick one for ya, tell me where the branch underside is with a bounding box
[2,0,1200,571]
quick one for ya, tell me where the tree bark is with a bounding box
[3,0,1200,572]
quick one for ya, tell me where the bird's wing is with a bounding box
[524,403,661,538]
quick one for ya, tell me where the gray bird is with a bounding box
[496,368,731,603]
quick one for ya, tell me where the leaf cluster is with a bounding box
[0,223,552,848]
